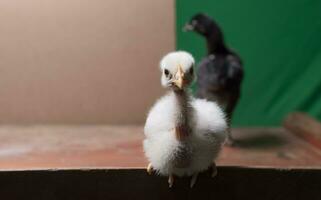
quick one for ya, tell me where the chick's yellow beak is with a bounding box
[173,65,185,89]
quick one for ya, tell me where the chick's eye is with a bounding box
[189,67,194,75]
[164,69,170,77]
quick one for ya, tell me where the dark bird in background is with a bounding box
[184,13,244,144]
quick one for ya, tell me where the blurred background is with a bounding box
[1,0,321,127]
[0,0,173,124]
[176,0,321,171]
[177,0,321,127]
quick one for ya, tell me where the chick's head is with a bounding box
[184,13,215,36]
[160,51,195,91]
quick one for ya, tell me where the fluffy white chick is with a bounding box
[143,51,227,188]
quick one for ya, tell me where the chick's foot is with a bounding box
[190,173,199,188]
[168,175,174,188]
[147,163,154,175]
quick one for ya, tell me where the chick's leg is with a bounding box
[147,163,154,175]
[211,162,217,178]
[225,97,238,146]
[190,173,199,188]
[168,175,174,188]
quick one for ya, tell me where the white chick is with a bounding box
[143,51,227,188]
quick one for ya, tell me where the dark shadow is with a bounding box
[232,134,287,149]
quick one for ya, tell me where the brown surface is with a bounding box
[1,168,320,200]
[0,0,174,124]
[0,126,321,170]
[283,112,321,149]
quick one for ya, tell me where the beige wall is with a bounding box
[0,0,175,124]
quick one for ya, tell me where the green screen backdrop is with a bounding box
[176,0,321,126]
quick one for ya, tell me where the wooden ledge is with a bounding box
[0,126,321,169]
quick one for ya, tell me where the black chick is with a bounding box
[184,13,243,144]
